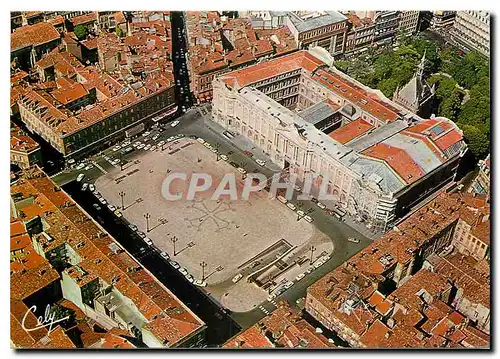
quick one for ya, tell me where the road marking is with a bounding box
[93,161,108,174]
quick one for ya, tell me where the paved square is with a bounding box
[95,139,331,310]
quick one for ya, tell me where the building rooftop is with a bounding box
[328,118,374,144]
[10,122,40,153]
[11,22,60,52]
[223,302,334,348]
[287,11,347,32]
[10,167,205,346]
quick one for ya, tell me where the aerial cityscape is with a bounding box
[10,10,490,349]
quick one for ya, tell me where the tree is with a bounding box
[440,89,462,121]
[74,25,88,40]
[459,124,490,160]
[116,26,123,37]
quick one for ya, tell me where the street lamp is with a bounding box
[144,213,151,232]
[171,236,179,256]
[200,261,207,281]
[119,191,126,210]
[309,245,316,263]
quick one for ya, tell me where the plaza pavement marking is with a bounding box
[93,160,108,175]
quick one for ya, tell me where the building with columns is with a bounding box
[211,49,467,230]
[451,11,490,56]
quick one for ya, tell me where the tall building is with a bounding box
[212,49,467,229]
[373,11,400,45]
[285,11,348,56]
[344,13,375,55]
[393,53,435,117]
[451,11,490,56]
[398,11,420,36]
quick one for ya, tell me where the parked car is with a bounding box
[284,281,294,289]
[144,237,153,246]
[160,252,169,259]
[76,173,85,182]
[142,131,151,137]
[93,203,101,211]
[81,183,88,191]
[237,167,247,174]
[171,120,180,127]
[243,150,253,157]
[185,274,195,283]
[137,143,145,149]
[150,145,157,151]
[220,154,228,161]
[98,197,107,205]
[232,273,243,283]
[128,224,138,231]
[137,231,146,239]
[152,134,160,141]
[197,138,206,144]
[295,273,306,281]
[194,279,207,287]
[89,184,95,192]
[314,260,325,268]
[107,204,117,212]
[114,210,122,218]
[267,294,277,301]
[347,237,360,243]
[256,159,266,166]
[85,164,94,170]
[297,210,305,217]
[286,202,297,211]
[179,267,189,276]
[169,260,180,269]
[317,202,326,210]
[277,195,288,204]
[144,144,152,151]
[304,215,313,223]
[113,145,121,152]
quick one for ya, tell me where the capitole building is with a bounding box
[211,48,467,229]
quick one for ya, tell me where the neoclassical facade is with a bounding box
[211,49,467,229]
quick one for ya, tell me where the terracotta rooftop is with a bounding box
[10,167,205,346]
[328,119,374,144]
[11,22,60,52]
[10,122,39,153]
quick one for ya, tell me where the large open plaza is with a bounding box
[95,138,333,311]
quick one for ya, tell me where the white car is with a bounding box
[142,131,151,137]
[144,144,152,151]
[169,260,180,269]
[295,273,306,281]
[196,138,205,144]
[347,237,360,244]
[76,163,85,170]
[92,190,100,197]
[81,183,88,191]
[89,184,95,192]
[129,224,138,231]
[137,231,146,239]
[232,273,243,283]
[317,202,327,210]
[112,159,121,165]
[286,202,297,211]
[194,279,207,287]
[237,167,247,174]
[304,215,313,223]
[267,294,277,302]
[76,173,85,182]
[160,252,169,259]
[98,197,107,205]
[85,164,94,170]
[297,210,305,217]
[220,154,228,161]
[150,145,157,151]
[284,281,294,289]
[171,120,180,127]
[133,141,141,147]
[144,237,153,246]
[256,159,266,166]
[107,204,117,212]
[113,145,121,152]
[152,134,160,141]
[185,274,195,283]
[114,210,123,218]
[158,140,166,147]
[179,267,189,276]
[167,136,176,142]
[314,260,325,268]
[68,159,76,165]
[210,147,218,153]
[181,106,186,113]
[137,143,145,149]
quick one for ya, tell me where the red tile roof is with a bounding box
[11,22,60,52]
[328,119,374,144]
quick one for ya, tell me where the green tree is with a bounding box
[459,124,490,159]
[440,89,462,121]
[74,25,88,40]
[116,26,123,37]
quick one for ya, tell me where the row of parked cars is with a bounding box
[276,195,314,223]
[267,254,331,301]
[167,259,207,287]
